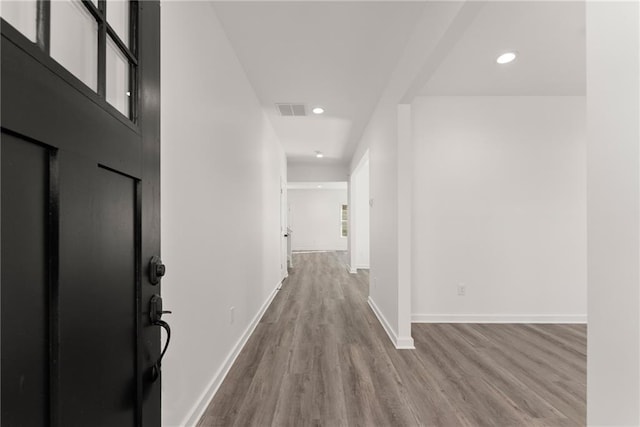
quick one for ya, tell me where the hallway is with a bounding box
[2,1,639,424]
[197,253,586,426]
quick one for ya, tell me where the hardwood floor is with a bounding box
[197,252,586,427]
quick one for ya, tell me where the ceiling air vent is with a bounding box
[276,103,307,117]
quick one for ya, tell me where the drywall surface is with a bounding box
[349,2,466,345]
[587,2,640,424]
[411,96,586,321]
[161,3,286,425]
[288,162,348,182]
[357,102,401,336]
[353,161,370,268]
[288,189,348,251]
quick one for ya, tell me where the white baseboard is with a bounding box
[368,297,415,350]
[411,314,588,324]
[292,250,342,253]
[347,264,368,273]
[180,280,282,427]
[395,335,415,349]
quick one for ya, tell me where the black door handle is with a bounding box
[149,294,171,382]
[149,294,171,323]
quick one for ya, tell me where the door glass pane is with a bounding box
[106,36,130,117]
[50,0,98,91]
[0,0,37,42]
[107,0,129,47]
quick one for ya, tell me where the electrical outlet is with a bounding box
[457,283,466,296]
[372,276,377,289]
[230,306,235,324]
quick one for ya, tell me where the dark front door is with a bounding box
[1,1,162,425]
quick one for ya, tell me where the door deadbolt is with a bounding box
[149,256,166,285]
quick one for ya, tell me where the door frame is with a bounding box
[281,176,288,279]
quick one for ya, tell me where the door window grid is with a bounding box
[50,0,99,91]
[1,0,138,121]
[0,1,38,42]
[341,204,348,238]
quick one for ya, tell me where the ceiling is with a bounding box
[213,1,586,166]
[421,1,586,96]
[212,1,425,165]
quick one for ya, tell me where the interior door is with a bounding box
[1,1,162,426]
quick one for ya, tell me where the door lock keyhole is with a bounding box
[149,256,166,285]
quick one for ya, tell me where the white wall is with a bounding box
[288,189,348,251]
[411,96,586,322]
[288,162,348,182]
[353,161,370,268]
[587,2,640,424]
[354,101,402,337]
[349,2,467,348]
[161,3,286,426]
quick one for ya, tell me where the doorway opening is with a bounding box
[287,181,349,267]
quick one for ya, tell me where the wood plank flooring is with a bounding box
[198,252,586,427]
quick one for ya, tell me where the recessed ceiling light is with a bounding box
[312,107,325,115]
[496,52,517,64]
[315,151,324,158]
[317,185,323,188]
